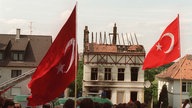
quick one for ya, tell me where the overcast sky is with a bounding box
[0,0,192,59]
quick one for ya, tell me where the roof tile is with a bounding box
[156,54,192,80]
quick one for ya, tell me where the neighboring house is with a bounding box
[156,54,192,108]
[0,29,52,99]
[82,24,145,104]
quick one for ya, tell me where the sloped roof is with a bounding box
[0,37,10,50]
[156,54,192,80]
[0,34,52,67]
[10,38,29,51]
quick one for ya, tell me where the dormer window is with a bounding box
[0,52,3,60]
[12,51,24,61]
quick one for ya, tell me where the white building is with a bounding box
[0,29,52,99]
[82,24,146,104]
[156,55,192,108]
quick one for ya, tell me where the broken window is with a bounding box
[118,68,125,81]
[131,67,139,81]
[91,68,98,80]
[102,90,112,99]
[104,68,111,80]
[130,91,137,102]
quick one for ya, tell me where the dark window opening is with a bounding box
[91,68,98,80]
[104,68,111,80]
[130,91,137,102]
[0,52,3,60]
[88,88,99,97]
[131,67,139,81]
[11,70,22,78]
[118,68,125,81]
[182,82,186,92]
[102,90,111,99]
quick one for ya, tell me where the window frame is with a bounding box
[118,68,125,81]
[104,68,111,80]
[182,81,192,92]
[12,51,25,61]
[91,68,98,80]
[0,52,3,60]
[131,67,139,81]
[11,70,22,78]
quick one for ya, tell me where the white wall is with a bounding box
[83,63,144,104]
[0,67,34,99]
[158,79,191,108]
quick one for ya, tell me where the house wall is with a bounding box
[0,67,34,99]
[83,62,144,104]
[158,79,190,108]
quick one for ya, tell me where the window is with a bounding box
[91,68,98,80]
[102,90,111,99]
[0,52,3,60]
[188,82,192,92]
[11,70,22,78]
[12,52,24,61]
[104,68,111,80]
[118,68,125,81]
[130,91,137,102]
[11,87,21,96]
[182,82,187,92]
[131,67,139,81]
[182,82,192,92]
[88,88,99,97]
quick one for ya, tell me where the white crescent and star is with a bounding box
[57,63,65,74]
[57,38,76,74]
[156,32,175,54]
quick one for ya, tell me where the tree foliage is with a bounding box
[144,63,173,106]
[68,61,83,97]
[158,84,168,108]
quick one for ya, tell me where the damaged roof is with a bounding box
[85,43,145,53]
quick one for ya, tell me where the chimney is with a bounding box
[16,28,20,39]
[112,23,117,44]
[84,26,89,52]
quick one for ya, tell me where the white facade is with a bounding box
[158,79,190,108]
[83,54,145,104]
[0,67,34,99]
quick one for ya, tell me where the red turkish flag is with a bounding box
[142,15,180,70]
[27,5,77,106]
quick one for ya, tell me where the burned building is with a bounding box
[82,24,146,104]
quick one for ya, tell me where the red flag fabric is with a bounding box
[27,5,76,106]
[142,15,180,70]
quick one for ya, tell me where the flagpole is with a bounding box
[74,53,77,108]
[74,60,78,108]
[180,67,182,108]
[74,2,78,108]
[177,14,183,108]
[179,57,186,108]
[179,59,182,108]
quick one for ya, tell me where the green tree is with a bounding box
[68,61,83,97]
[77,61,83,96]
[144,63,173,107]
[158,84,168,108]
